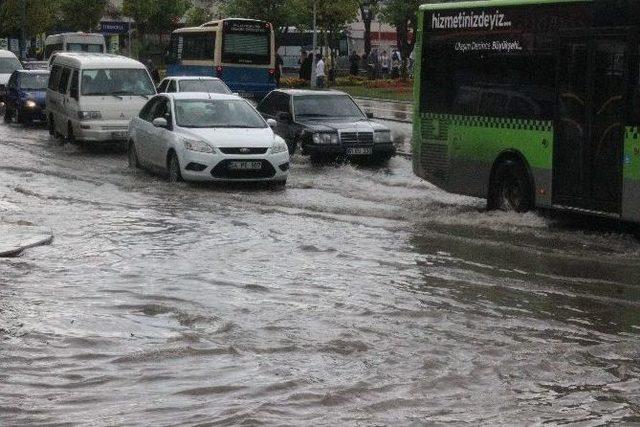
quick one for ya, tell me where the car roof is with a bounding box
[274,89,349,97]
[14,69,49,74]
[0,49,19,59]
[161,92,242,101]
[165,76,222,81]
[52,53,145,68]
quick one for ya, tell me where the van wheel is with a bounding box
[167,152,183,183]
[128,141,140,169]
[488,160,533,213]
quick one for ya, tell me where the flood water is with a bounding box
[1,123,640,426]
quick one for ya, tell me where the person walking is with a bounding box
[380,50,390,78]
[275,52,284,87]
[298,50,307,79]
[301,52,313,81]
[349,51,360,76]
[316,53,326,88]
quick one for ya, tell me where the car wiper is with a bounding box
[112,91,150,99]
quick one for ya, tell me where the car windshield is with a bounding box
[178,80,231,94]
[20,73,49,90]
[294,95,365,119]
[81,68,155,96]
[175,99,266,129]
[0,57,22,74]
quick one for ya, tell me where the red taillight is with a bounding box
[216,66,223,77]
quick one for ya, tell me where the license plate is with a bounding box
[347,147,372,155]
[112,131,128,139]
[229,161,262,170]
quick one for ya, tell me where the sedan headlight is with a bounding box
[182,138,214,153]
[374,130,392,143]
[25,100,37,109]
[77,111,102,120]
[312,132,339,145]
[270,139,289,154]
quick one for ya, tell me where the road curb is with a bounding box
[0,226,53,258]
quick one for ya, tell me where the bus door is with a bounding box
[554,35,627,214]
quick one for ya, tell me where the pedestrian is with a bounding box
[275,52,284,87]
[380,50,390,78]
[298,50,307,79]
[391,49,401,79]
[301,52,313,81]
[349,51,360,76]
[146,59,160,83]
[315,53,326,88]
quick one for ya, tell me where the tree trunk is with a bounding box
[360,6,372,58]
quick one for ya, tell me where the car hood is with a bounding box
[296,118,389,132]
[0,74,11,85]
[178,127,277,148]
[79,96,149,121]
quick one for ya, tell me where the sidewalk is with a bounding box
[0,225,53,257]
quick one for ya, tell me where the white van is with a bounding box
[44,33,107,60]
[46,53,156,143]
[0,50,23,106]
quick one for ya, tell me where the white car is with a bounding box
[127,93,290,186]
[157,76,232,95]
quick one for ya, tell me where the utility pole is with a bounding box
[310,0,317,89]
[20,0,26,59]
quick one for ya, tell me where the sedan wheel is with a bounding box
[168,153,183,183]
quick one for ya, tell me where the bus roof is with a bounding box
[420,0,590,11]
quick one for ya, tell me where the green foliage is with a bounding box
[123,0,189,35]
[224,0,294,32]
[184,7,213,27]
[0,0,59,36]
[59,0,108,32]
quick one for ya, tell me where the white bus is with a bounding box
[44,33,107,60]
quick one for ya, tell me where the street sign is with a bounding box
[100,21,130,34]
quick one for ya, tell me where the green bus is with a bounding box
[413,0,640,221]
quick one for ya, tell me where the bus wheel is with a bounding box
[489,160,533,213]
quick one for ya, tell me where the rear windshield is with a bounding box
[81,68,155,96]
[68,43,104,53]
[178,80,231,94]
[0,57,22,74]
[20,73,49,90]
[222,21,271,65]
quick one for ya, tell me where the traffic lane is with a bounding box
[355,98,413,123]
[2,122,640,425]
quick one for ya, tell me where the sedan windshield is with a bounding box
[20,73,49,90]
[81,69,155,96]
[179,80,231,94]
[0,58,22,74]
[294,95,365,119]
[175,99,267,129]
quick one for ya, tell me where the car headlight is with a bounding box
[374,130,392,143]
[77,111,102,120]
[182,138,214,153]
[25,100,37,109]
[312,132,339,145]
[270,139,288,154]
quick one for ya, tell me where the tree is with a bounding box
[59,0,108,32]
[185,6,213,27]
[0,0,59,37]
[359,0,379,58]
[380,0,426,78]
[123,0,189,52]
[224,0,294,34]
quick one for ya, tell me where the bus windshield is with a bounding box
[68,43,104,53]
[222,20,271,65]
[81,69,155,96]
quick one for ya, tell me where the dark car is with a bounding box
[3,70,49,124]
[256,89,396,161]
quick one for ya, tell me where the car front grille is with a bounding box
[340,131,374,145]
[101,126,128,131]
[211,159,276,179]
[219,147,269,155]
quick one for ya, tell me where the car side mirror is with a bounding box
[153,117,168,128]
[366,112,374,119]
[267,118,277,129]
[276,112,292,123]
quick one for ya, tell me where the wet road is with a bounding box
[1,122,640,426]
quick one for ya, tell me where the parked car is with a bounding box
[3,70,49,124]
[0,50,23,111]
[128,93,290,186]
[157,76,232,95]
[46,53,156,143]
[256,89,396,161]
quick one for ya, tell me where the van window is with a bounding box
[81,68,155,96]
[49,65,62,90]
[67,43,104,53]
[58,68,71,94]
[70,70,79,99]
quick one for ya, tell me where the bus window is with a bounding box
[222,21,271,65]
[178,32,216,61]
